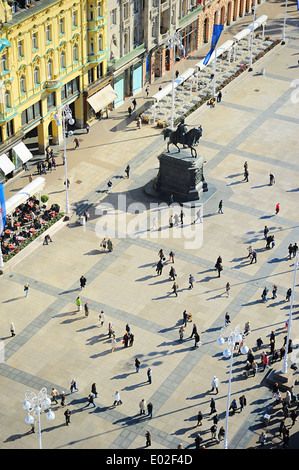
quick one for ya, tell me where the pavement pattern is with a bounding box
[0,0,299,452]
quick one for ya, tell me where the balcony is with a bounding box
[44,79,62,90]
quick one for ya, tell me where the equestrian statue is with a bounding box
[162,117,203,158]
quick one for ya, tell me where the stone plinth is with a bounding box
[153,149,208,203]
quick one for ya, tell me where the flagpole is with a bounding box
[212,10,219,98]
[281,0,288,45]
[248,0,257,72]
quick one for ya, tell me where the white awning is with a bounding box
[0,153,15,175]
[195,41,233,69]
[234,16,268,42]
[152,68,195,102]
[87,84,118,113]
[12,142,33,164]
[5,177,46,215]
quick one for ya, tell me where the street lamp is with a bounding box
[281,0,288,45]
[217,324,248,449]
[22,387,55,449]
[282,254,298,374]
[248,1,257,72]
[167,31,184,130]
[54,105,75,217]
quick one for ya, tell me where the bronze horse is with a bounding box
[163,126,202,157]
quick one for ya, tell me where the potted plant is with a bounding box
[41,195,49,209]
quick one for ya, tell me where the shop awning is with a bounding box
[5,177,46,216]
[87,84,118,113]
[152,68,195,102]
[0,154,15,175]
[12,142,33,164]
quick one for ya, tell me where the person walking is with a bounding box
[85,122,90,134]
[70,379,79,393]
[188,274,194,289]
[269,173,275,185]
[51,388,59,405]
[99,310,105,326]
[243,168,249,182]
[180,209,185,225]
[172,281,179,297]
[91,383,98,398]
[225,281,230,297]
[129,331,134,347]
[123,332,130,348]
[195,432,203,449]
[225,312,231,326]
[250,249,257,264]
[156,259,163,276]
[169,250,175,263]
[146,402,153,419]
[73,137,79,149]
[169,265,177,280]
[215,256,223,277]
[10,322,16,337]
[218,426,225,443]
[194,331,201,348]
[196,410,203,426]
[179,325,184,341]
[211,376,219,394]
[108,322,114,338]
[190,323,198,338]
[286,288,292,301]
[262,352,269,371]
[64,408,71,426]
[84,393,96,408]
[60,391,66,407]
[218,200,223,214]
[147,367,152,384]
[125,165,130,179]
[132,98,137,110]
[84,302,89,317]
[145,86,150,98]
[261,287,268,302]
[272,284,278,299]
[193,207,203,223]
[239,394,247,412]
[24,283,29,297]
[113,391,122,406]
[217,90,222,103]
[210,424,217,440]
[229,398,238,415]
[139,399,147,415]
[76,296,82,311]
[135,357,141,373]
[275,203,280,214]
[145,430,151,447]
[111,334,118,353]
[128,106,132,118]
[264,226,269,239]
[209,397,217,415]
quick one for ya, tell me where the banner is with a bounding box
[203,24,223,66]
[0,183,6,237]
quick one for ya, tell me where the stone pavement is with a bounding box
[1,0,299,452]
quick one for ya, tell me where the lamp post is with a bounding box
[217,324,248,449]
[281,0,288,45]
[22,387,55,449]
[248,1,257,72]
[54,105,75,216]
[167,31,184,130]
[212,10,219,98]
[282,255,298,374]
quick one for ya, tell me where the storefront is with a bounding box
[85,81,118,119]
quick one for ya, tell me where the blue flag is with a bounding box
[297,0,299,10]
[203,24,223,65]
[0,183,6,237]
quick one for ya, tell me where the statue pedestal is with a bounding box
[153,149,208,203]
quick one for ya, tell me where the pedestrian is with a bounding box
[80,275,86,290]
[61,391,66,407]
[91,383,98,398]
[225,281,230,297]
[180,209,185,225]
[135,357,141,373]
[156,259,163,276]
[169,194,174,206]
[51,387,59,405]
[244,321,251,336]
[113,391,122,406]
[194,331,201,348]
[195,432,203,449]
[73,137,79,149]
[215,257,223,277]
[290,409,297,426]
[147,367,152,384]
[169,214,174,228]
[193,207,203,223]
[132,98,137,110]
[129,332,134,347]
[252,361,258,376]
[250,249,257,264]
[175,70,179,79]
[262,352,269,371]
[275,202,280,214]
[111,334,117,352]
[256,337,263,350]
[190,323,198,338]
[210,424,217,440]
[10,322,15,337]
[146,402,153,420]
[145,430,151,447]
[139,399,146,415]
[106,180,113,192]
[272,284,278,299]
[169,265,177,280]
[218,426,225,443]
[229,398,238,415]
[86,122,90,134]
[64,178,70,188]
[64,408,71,426]
[182,310,188,327]
[99,310,105,326]
[188,274,194,289]
[128,106,132,117]
[218,200,223,214]
[288,244,293,259]
[211,376,219,394]
[225,312,231,326]
[158,248,165,261]
[137,116,142,129]
[259,431,267,446]
[169,250,175,263]
[269,173,275,185]
[70,379,79,393]
[107,238,113,252]
[179,325,184,341]
[125,164,130,178]
[145,86,149,98]
[123,332,130,348]
[172,281,179,296]
[108,322,114,338]
[293,243,298,258]
[243,168,249,182]
[239,394,247,411]
[84,393,96,408]
[209,397,217,414]
[244,161,248,172]
[261,287,268,302]
[196,410,203,426]
[247,245,253,258]
[76,296,82,311]
[286,288,292,301]
[264,226,269,239]
[24,283,29,297]
[217,90,222,103]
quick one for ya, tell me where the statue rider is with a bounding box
[176,117,188,146]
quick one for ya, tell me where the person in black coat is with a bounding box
[190,323,198,338]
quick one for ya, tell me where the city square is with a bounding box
[0,0,299,454]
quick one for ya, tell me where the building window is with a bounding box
[34,67,40,86]
[98,35,103,52]
[47,92,56,110]
[111,8,116,25]
[90,39,94,55]
[32,32,38,50]
[21,101,41,126]
[123,3,129,19]
[1,54,8,72]
[59,18,65,35]
[134,0,139,12]
[89,7,94,21]
[4,90,11,109]
[97,62,103,79]
[47,59,53,79]
[6,120,14,137]
[97,2,102,17]
[60,51,66,69]
[46,25,52,42]
[20,75,26,94]
[88,68,94,84]
[73,43,78,61]
[73,10,77,27]
[18,40,24,58]
[61,77,80,101]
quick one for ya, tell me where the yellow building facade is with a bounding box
[0,0,108,182]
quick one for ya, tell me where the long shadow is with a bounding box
[2,296,24,303]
